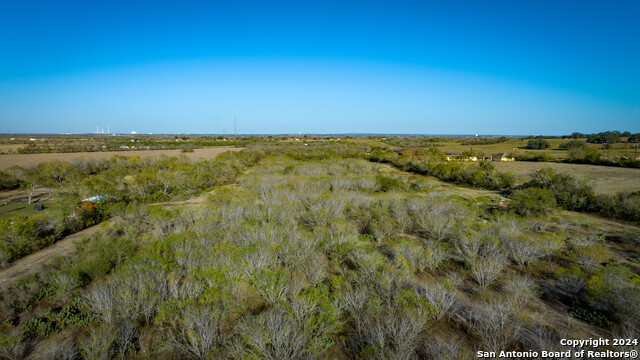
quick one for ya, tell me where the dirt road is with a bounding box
[0,224,102,289]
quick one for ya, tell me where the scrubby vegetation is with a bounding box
[367,148,515,190]
[1,150,264,265]
[0,143,638,359]
[520,167,640,221]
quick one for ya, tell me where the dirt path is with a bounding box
[0,224,103,289]
[0,181,230,288]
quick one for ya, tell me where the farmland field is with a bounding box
[0,146,242,170]
[493,161,640,194]
[370,137,640,160]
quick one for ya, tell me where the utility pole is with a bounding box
[234,115,237,135]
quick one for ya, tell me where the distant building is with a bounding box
[74,195,108,217]
[499,153,515,161]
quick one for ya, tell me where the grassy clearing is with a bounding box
[0,189,56,218]
[493,161,640,194]
[0,200,58,218]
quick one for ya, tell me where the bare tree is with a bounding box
[236,308,312,360]
[0,333,25,360]
[391,201,412,236]
[87,283,116,324]
[468,299,523,352]
[470,247,509,288]
[33,337,77,360]
[399,242,449,273]
[557,273,585,296]
[80,325,117,360]
[505,238,543,268]
[369,310,426,360]
[252,269,295,306]
[423,334,466,360]
[166,305,231,360]
[504,275,538,310]
[416,283,460,320]
[453,233,483,264]
[410,196,469,242]
[113,320,138,359]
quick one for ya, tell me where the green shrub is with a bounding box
[514,151,553,162]
[586,264,640,324]
[509,188,557,216]
[525,168,595,211]
[73,235,137,282]
[558,140,585,150]
[526,139,550,149]
[0,171,20,190]
[375,174,403,192]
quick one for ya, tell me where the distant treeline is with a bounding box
[563,130,640,144]
[460,136,509,145]
[14,139,247,154]
[513,147,640,169]
[365,147,640,222]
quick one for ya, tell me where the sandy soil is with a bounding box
[0,224,103,289]
[0,147,242,170]
[493,161,640,194]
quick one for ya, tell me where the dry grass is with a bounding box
[0,144,25,152]
[493,161,640,194]
[0,147,242,170]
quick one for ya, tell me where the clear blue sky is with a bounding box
[1,0,639,135]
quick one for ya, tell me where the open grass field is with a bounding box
[0,146,242,170]
[0,200,58,218]
[0,189,54,218]
[493,161,640,194]
[379,137,640,159]
[436,138,640,158]
[437,138,571,158]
